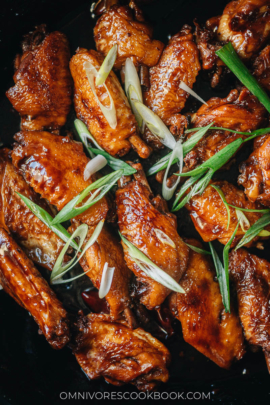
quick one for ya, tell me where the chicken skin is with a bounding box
[70,48,151,158]
[168,239,245,369]
[73,313,170,391]
[12,131,132,319]
[116,163,189,310]
[238,134,270,206]
[143,26,201,147]
[186,181,270,246]
[0,148,65,270]
[229,249,270,372]
[253,45,270,92]
[0,227,70,349]
[184,88,267,170]
[6,26,72,133]
[94,3,164,69]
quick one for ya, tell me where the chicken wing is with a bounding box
[0,148,65,270]
[6,25,72,133]
[70,48,151,158]
[184,88,267,171]
[12,131,132,319]
[229,249,270,371]
[143,26,201,147]
[186,181,270,246]
[116,163,189,310]
[0,227,70,349]
[73,313,170,391]
[238,134,270,206]
[94,3,164,69]
[168,239,245,369]
[253,45,270,92]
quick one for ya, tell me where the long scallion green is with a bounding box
[235,212,270,250]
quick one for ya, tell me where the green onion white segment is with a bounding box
[96,44,117,86]
[84,155,107,181]
[179,81,207,105]
[125,58,144,132]
[162,140,183,200]
[99,263,115,299]
[120,233,185,294]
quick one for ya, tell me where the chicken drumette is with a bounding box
[116,163,189,310]
[168,239,245,369]
[6,25,72,133]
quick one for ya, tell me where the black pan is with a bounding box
[0,1,269,404]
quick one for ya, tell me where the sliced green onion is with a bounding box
[96,44,117,86]
[172,172,205,211]
[125,58,144,132]
[162,140,183,201]
[0,285,3,291]
[133,100,176,150]
[51,170,123,224]
[75,118,102,158]
[154,229,176,248]
[129,87,144,131]
[258,230,270,237]
[210,185,231,230]
[120,233,185,293]
[216,42,270,113]
[227,204,270,213]
[84,61,117,129]
[185,126,270,137]
[84,155,107,181]
[99,263,115,299]
[235,209,250,233]
[89,147,136,176]
[235,212,270,250]
[184,243,211,255]
[51,220,104,283]
[209,242,230,313]
[16,192,79,250]
[179,81,207,105]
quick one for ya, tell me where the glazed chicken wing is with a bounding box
[238,134,270,206]
[94,3,164,69]
[6,26,72,133]
[12,131,132,319]
[229,249,270,371]
[184,88,267,170]
[253,45,270,92]
[0,227,70,349]
[70,48,151,158]
[116,163,189,310]
[168,239,245,369]
[186,181,270,246]
[143,25,201,147]
[0,148,65,270]
[73,313,170,391]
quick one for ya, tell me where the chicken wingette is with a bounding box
[6,25,72,133]
[168,239,245,369]
[0,227,70,349]
[116,163,189,310]
[73,313,170,391]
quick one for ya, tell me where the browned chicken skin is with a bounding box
[0,148,65,270]
[0,227,70,349]
[70,48,151,158]
[253,45,270,92]
[184,88,267,170]
[168,239,245,369]
[73,313,170,391]
[143,26,201,147]
[6,26,72,133]
[229,249,270,371]
[238,134,270,206]
[116,163,189,310]
[94,3,164,69]
[11,131,132,319]
[186,181,270,246]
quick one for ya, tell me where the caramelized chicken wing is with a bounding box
[238,134,270,206]
[0,227,70,349]
[0,148,65,270]
[229,249,270,371]
[94,3,164,69]
[184,88,267,170]
[73,313,170,391]
[186,181,270,246]
[253,45,270,92]
[116,163,189,310]
[70,48,150,158]
[12,131,132,319]
[168,239,245,369]
[143,26,201,147]
[217,0,270,60]
[6,26,72,133]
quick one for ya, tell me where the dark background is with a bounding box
[0,1,270,404]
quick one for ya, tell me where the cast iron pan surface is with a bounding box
[0,1,270,404]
